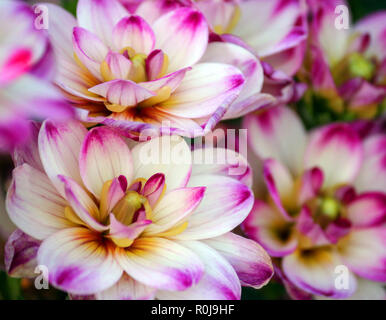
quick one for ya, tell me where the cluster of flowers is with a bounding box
[0,0,385,300]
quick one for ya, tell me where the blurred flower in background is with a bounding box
[0,0,73,152]
[298,0,386,126]
[243,105,386,299]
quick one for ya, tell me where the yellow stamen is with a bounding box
[321,197,340,220]
[120,46,136,59]
[349,52,375,80]
[139,86,172,108]
[64,206,86,226]
[154,222,188,238]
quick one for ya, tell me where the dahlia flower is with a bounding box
[126,0,307,114]
[5,119,273,299]
[0,0,72,151]
[301,0,386,118]
[42,0,247,137]
[242,106,386,299]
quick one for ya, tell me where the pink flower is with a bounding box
[242,106,386,299]
[5,119,273,299]
[44,0,246,138]
[129,0,307,115]
[303,0,386,117]
[0,1,73,151]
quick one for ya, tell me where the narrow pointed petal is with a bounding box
[109,214,151,246]
[282,248,357,298]
[79,127,134,198]
[200,42,265,119]
[6,165,73,240]
[89,80,155,107]
[115,237,204,291]
[243,105,307,176]
[338,227,386,282]
[203,233,274,289]
[242,200,298,257]
[38,228,123,295]
[354,135,386,193]
[157,241,241,300]
[13,122,43,171]
[5,230,40,278]
[173,175,253,240]
[191,148,252,188]
[142,173,165,207]
[96,273,156,300]
[304,123,363,188]
[263,158,295,220]
[77,0,128,46]
[346,193,386,227]
[297,167,324,205]
[59,175,107,232]
[38,120,87,198]
[73,27,109,80]
[144,187,205,236]
[113,15,155,54]
[160,63,244,118]
[131,136,192,191]
[153,8,208,72]
[103,52,132,80]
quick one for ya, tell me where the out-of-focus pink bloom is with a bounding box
[0,1,73,152]
[243,106,386,299]
[303,0,386,117]
[5,119,273,299]
[44,0,247,137]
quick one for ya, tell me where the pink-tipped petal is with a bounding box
[243,106,307,176]
[96,273,156,300]
[304,123,363,188]
[115,237,204,291]
[159,63,244,119]
[77,0,128,47]
[59,175,107,232]
[38,120,87,198]
[200,42,266,119]
[72,26,109,80]
[141,173,165,207]
[338,227,386,282]
[38,227,123,295]
[242,200,298,257]
[282,247,357,298]
[297,167,324,205]
[191,147,252,188]
[131,136,192,191]
[346,193,386,228]
[354,135,386,193]
[13,122,43,172]
[89,79,155,107]
[263,158,295,220]
[203,233,274,289]
[113,15,155,54]
[79,127,134,199]
[6,164,73,240]
[156,241,241,300]
[144,187,205,235]
[5,229,40,278]
[173,174,253,240]
[153,8,208,72]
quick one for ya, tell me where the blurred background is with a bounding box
[0,0,385,300]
